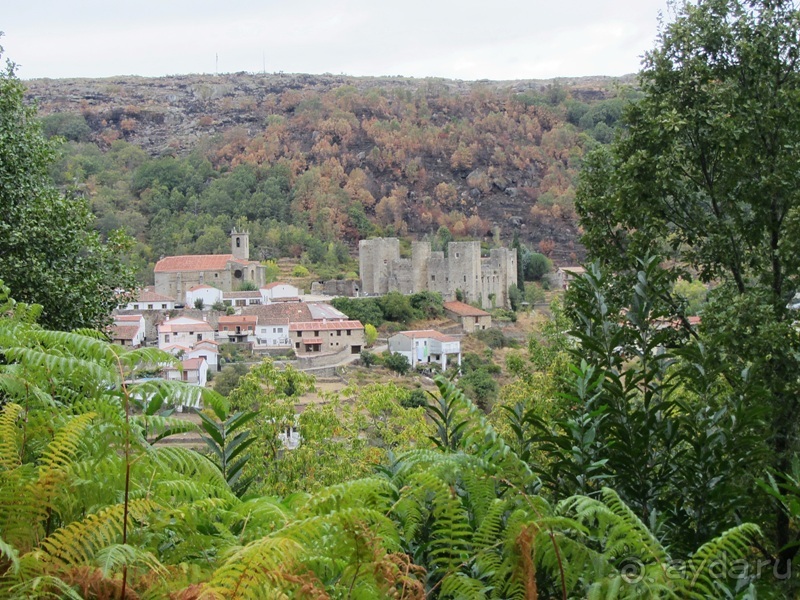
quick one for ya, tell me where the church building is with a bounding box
[154,229,266,302]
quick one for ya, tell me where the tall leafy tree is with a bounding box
[576,0,800,567]
[0,45,134,330]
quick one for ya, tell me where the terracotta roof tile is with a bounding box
[218,315,258,325]
[134,287,174,303]
[111,325,139,341]
[301,338,323,345]
[443,301,490,317]
[180,358,205,370]
[242,303,313,323]
[114,314,143,323]
[289,320,364,332]
[154,254,252,273]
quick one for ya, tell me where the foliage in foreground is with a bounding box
[0,276,763,598]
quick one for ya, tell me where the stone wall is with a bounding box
[358,237,517,308]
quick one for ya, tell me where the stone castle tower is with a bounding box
[358,237,517,308]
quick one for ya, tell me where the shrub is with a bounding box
[360,350,377,368]
[402,388,429,409]
[474,328,508,349]
[292,265,310,277]
[384,352,410,375]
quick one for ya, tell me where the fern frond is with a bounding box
[684,523,761,598]
[301,476,395,516]
[439,572,489,599]
[94,543,167,579]
[3,347,116,392]
[37,499,159,569]
[39,412,96,475]
[0,534,20,576]
[0,372,55,409]
[206,536,311,599]
[0,403,23,470]
[5,575,84,600]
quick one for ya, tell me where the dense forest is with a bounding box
[3,0,800,598]
[26,72,635,282]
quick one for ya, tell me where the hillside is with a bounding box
[24,72,637,279]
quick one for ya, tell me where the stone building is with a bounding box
[154,229,266,302]
[358,238,517,308]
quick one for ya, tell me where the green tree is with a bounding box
[364,322,378,347]
[576,0,800,568]
[379,291,415,324]
[384,352,410,375]
[0,47,134,330]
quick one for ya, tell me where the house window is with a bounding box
[165,335,170,343]
[197,334,202,341]
[431,275,435,282]
[295,342,300,349]
[162,304,167,309]
[215,273,218,278]
[148,304,153,309]
[456,252,460,258]
[223,326,228,331]
[464,276,467,282]
[337,330,341,336]
[347,330,352,336]
[314,331,319,337]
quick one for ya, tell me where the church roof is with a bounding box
[154,254,252,273]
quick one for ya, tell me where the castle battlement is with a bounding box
[358,237,517,308]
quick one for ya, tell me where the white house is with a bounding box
[125,286,176,311]
[223,290,263,307]
[162,339,219,372]
[261,282,301,302]
[158,316,215,349]
[185,285,223,309]
[110,314,146,348]
[387,330,462,371]
[254,318,292,348]
[164,357,209,387]
[217,315,258,344]
[190,339,220,371]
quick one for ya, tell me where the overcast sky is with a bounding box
[4,1,672,81]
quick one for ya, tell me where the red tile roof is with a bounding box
[223,291,262,299]
[111,325,140,341]
[242,303,314,323]
[154,254,252,273]
[443,301,490,317]
[301,338,324,345]
[289,320,364,332]
[181,358,205,370]
[114,314,143,323]
[218,315,258,326]
[134,287,174,303]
